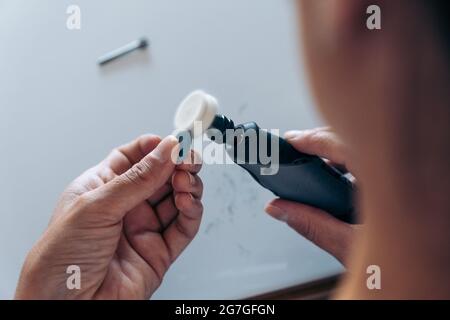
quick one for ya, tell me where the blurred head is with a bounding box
[297,0,450,163]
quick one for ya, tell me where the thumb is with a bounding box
[265,199,354,265]
[92,135,179,218]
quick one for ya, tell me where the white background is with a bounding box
[0,0,342,299]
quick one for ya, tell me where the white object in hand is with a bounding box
[174,90,218,137]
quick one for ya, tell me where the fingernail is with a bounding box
[284,130,301,140]
[187,172,196,185]
[192,151,203,165]
[167,135,180,147]
[265,204,289,222]
[156,136,178,155]
[163,135,180,164]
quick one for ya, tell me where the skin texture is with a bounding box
[266,0,450,298]
[15,135,204,299]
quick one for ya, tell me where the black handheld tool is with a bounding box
[209,115,355,223]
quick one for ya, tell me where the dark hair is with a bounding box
[427,1,450,53]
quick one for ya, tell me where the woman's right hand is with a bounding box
[265,127,360,266]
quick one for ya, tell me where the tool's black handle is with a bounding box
[230,122,355,224]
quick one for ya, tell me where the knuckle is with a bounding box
[70,193,108,223]
[74,193,95,211]
[308,129,328,145]
[171,171,185,189]
[111,147,128,162]
[137,134,159,150]
[125,160,153,184]
[294,214,317,243]
[175,219,195,239]
[304,218,317,243]
[308,129,340,155]
[295,130,319,148]
[137,134,153,142]
[146,152,166,168]
[174,193,188,211]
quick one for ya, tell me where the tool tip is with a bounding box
[138,37,149,49]
[174,90,219,137]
